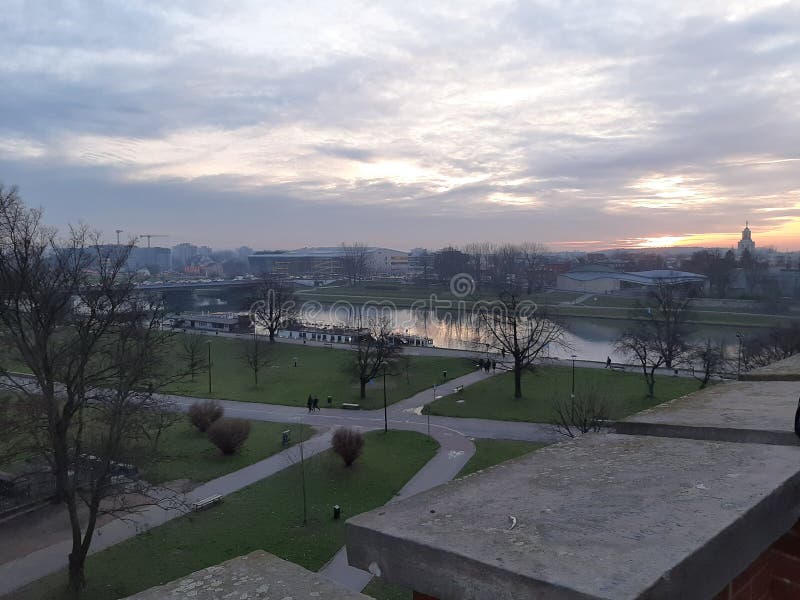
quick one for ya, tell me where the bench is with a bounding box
[341,403,360,410]
[610,364,625,372]
[192,494,223,511]
[453,385,464,394]
[323,342,334,349]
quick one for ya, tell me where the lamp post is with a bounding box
[383,365,388,433]
[736,332,743,379]
[429,384,435,437]
[207,340,212,394]
[571,354,577,399]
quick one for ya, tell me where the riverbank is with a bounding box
[295,286,799,328]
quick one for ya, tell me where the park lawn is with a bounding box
[167,334,473,410]
[144,420,312,484]
[458,439,548,478]
[9,430,438,600]
[427,366,701,423]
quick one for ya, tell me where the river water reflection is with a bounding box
[296,303,751,362]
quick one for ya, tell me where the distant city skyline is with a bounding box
[2,2,799,251]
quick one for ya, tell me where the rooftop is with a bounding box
[346,367,800,599]
[123,551,369,600]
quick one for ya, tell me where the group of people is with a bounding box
[306,395,320,412]
[477,358,497,372]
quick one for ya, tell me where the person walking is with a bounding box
[606,356,612,369]
[313,396,320,412]
[492,360,497,371]
[307,395,313,413]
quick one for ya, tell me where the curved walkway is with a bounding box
[0,370,560,596]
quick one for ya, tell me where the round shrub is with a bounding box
[188,400,224,433]
[207,418,251,455]
[331,427,365,467]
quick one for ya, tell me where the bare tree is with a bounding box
[690,340,728,387]
[549,386,609,438]
[341,242,372,285]
[180,334,208,381]
[463,242,494,292]
[250,278,297,342]
[615,329,664,398]
[520,243,548,294]
[476,291,566,398]
[240,332,271,387]
[638,282,693,369]
[352,316,399,400]
[0,185,181,592]
[490,244,522,291]
[742,324,800,369]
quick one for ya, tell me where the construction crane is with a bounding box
[138,234,169,248]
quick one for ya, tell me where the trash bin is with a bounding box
[333,505,341,520]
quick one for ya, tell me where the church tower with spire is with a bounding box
[737,221,756,256]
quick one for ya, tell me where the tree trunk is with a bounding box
[360,379,366,399]
[647,371,656,398]
[514,365,523,399]
[268,329,275,343]
[68,550,86,592]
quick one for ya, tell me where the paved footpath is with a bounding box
[0,430,335,597]
[0,369,560,596]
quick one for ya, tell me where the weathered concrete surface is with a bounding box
[124,550,370,599]
[346,433,800,600]
[615,380,800,446]
[741,353,800,381]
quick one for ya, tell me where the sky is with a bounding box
[1,1,799,252]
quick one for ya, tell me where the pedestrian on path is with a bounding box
[307,395,313,412]
[313,396,320,411]
[606,356,612,369]
[478,358,485,370]
[492,360,497,371]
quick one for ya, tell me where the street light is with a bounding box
[383,365,389,433]
[571,354,577,399]
[736,332,743,379]
[207,340,212,394]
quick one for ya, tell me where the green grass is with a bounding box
[9,430,438,600]
[428,366,701,423]
[144,420,312,484]
[363,578,413,600]
[458,439,547,477]
[167,335,473,410]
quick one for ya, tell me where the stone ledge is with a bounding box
[616,380,800,446]
[741,354,800,381]
[123,550,370,599]
[346,434,800,600]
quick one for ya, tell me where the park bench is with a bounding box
[192,494,223,511]
[453,385,464,394]
[323,342,334,349]
[610,364,625,372]
[341,403,360,410]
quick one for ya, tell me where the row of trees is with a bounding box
[431,242,548,293]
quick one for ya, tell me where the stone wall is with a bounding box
[713,519,800,600]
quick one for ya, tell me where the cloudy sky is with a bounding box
[1,1,799,251]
